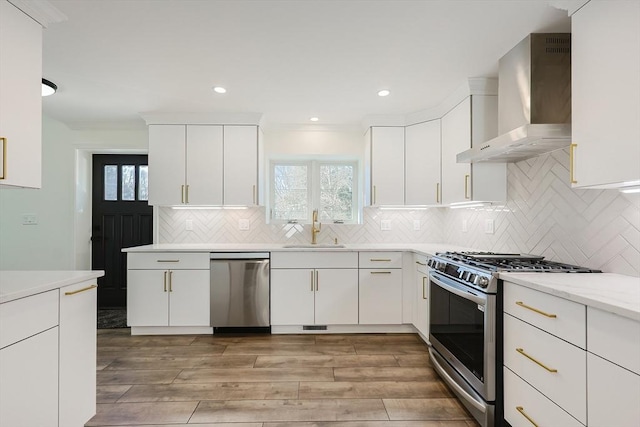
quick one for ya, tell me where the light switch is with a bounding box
[413,220,421,231]
[185,219,193,231]
[381,220,391,231]
[239,219,250,231]
[485,219,494,234]
[22,214,37,225]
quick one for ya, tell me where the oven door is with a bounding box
[428,271,495,402]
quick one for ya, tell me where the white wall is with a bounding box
[0,116,76,270]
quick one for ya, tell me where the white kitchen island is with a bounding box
[0,270,104,427]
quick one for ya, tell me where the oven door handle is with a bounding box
[429,347,486,414]
[429,272,486,306]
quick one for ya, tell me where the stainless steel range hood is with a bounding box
[458,33,571,163]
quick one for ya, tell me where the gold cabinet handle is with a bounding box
[373,185,377,204]
[422,277,427,299]
[516,406,540,427]
[185,184,189,204]
[310,270,314,291]
[370,258,391,262]
[168,270,173,292]
[0,137,6,180]
[516,348,558,373]
[64,284,97,296]
[569,143,578,184]
[181,185,185,204]
[370,271,392,274]
[163,271,167,292]
[464,174,470,199]
[415,261,426,266]
[252,185,256,205]
[157,259,180,263]
[315,270,319,291]
[515,301,557,318]
[436,182,440,204]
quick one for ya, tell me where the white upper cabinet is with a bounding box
[148,125,223,206]
[0,0,42,189]
[368,127,405,206]
[224,125,258,206]
[441,95,506,204]
[571,0,640,189]
[406,120,441,205]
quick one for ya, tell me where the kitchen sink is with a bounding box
[282,244,346,249]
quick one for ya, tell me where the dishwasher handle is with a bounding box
[210,252,270,260]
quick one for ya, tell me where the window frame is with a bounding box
[269,158,360,225]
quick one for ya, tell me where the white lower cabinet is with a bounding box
[127,252,210,329]
[270,268,358,325]
[359,269,402,324]
[59,281,97,427]
[0,327,59,427]
[413,255,429,339]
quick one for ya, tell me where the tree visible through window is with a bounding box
[271,160,358,223]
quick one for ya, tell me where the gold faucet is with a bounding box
[311,209,322,244]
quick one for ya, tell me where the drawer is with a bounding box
[504,313,586,424]
[587,306,640,374]
[504,367,583,427]
[128,252,210,270]
[359,251,403,269]
[0,290,59,349]
[414,253,429,274]
[503,281,585,348]
[271,251,358,269]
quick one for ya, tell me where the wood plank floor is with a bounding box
[88,329,480,427]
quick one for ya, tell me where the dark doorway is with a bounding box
[92,154,153,308]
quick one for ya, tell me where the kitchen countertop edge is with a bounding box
[0,270,105,304]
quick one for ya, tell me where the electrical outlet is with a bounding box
[185,219,193,231]
[22,214,37,225]
[462,219,468,233]
[238,219,250,231]
[380,220,391,231]
[413,220,421,231]
[485,219,494,234]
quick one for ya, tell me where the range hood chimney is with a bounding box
[458,33,571,163]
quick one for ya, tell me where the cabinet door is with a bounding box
[127,269,169,326]
[148,125,186,205]
[0,328,58,427]
[371,127,405,205]
[414,271,429,338]
[441,97,471,204]
[405,120,441,205]
[59,281,97,427]
[271,269,315,325]
[359,269,402,324]
[572,0,640,188]
[315,269,359,325]
[587,352,640,427]
[186,125,223,205]
[168,269,210,326]
[0,0,42,189]
[224,125,258,205]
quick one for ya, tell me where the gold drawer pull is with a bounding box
[415,261,426,266]
[422,277,427,299]
[516,348,558,373]
[569,143,577,184]
[516,406,539,427]
[0,137,6,180]
[370,258,391,262]
[515,301,557,318]
[168,270,173,292]
[157,259,180,263]
[370,271,392,274]
[310,270,314,291]
[464,174,470,199]
[436,182,440,203]
[163,271,167,292]
[64,284,97,296]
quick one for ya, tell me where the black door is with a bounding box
[92,154,153,308]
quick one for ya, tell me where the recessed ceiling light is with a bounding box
[377,89,390,97]
[213,86,226,94]
[310,117,319,122]
[42,78,57,96]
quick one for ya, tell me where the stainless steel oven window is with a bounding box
[428,271,495,402]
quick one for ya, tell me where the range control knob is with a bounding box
[477,276,489,287]
[467,273,477,284]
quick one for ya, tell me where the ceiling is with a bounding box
[40,0,572,130]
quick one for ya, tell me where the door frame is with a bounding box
[73,148,158,271]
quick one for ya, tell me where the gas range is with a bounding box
[428,251,601,294]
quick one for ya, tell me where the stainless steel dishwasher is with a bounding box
[210,252,270,330]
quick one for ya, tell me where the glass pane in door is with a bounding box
[121,165,135,201]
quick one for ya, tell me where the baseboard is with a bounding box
[130,326,213,335]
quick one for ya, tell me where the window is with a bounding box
[270,160,359,223]
[103,164,148,202]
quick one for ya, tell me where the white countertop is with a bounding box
[122,242,473,257]
[500,272,640,321]
[0,270,105,304]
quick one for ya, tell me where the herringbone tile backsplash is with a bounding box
[159,148,639,276]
